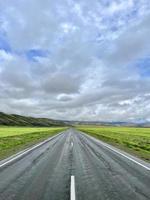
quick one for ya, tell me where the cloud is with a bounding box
[57,94,73,102]
[104,14,150,66]
[0,0,150,122]
[42,72,82,94]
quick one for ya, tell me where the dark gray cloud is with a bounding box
[42,72,82,94]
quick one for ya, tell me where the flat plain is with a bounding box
[0,126,66,160]
[78,126,150,161]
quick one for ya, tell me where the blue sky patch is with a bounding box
[0,34,11,52]
[26,49,49,62]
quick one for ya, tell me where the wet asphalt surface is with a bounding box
[0,129,150,200]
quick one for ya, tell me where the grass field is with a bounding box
[0,126,67,160]
[78,126,150,161]
[0,127,61,137]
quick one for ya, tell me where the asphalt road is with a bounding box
[0,129,150,200]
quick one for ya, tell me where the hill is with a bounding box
[0,111,150,127]
[0,112,66,127]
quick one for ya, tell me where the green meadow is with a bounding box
[78,126,150,161]
[0,126,66,160]
[0,127,62,137]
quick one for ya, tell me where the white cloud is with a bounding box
[0,50,13,61]
[0,0,150,122]
[104,14,150,66]
[106,0,134,15]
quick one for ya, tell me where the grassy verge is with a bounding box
[0,127,67,160]
[77,126,150,162]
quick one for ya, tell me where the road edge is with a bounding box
[78,130,150,171]
[0,130,65,169]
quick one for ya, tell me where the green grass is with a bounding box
[77,126,150,162]
[0,127,61,138]
[0,126,67,160]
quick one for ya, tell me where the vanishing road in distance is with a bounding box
[0,129,150,200]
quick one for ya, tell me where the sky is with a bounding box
[0,0,150,122]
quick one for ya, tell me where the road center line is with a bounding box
[71,142,74,147]
[70,175,76,200]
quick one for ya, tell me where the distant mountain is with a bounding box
[65,120,150,127]
[0,112,66,127]
[0,111,150,127]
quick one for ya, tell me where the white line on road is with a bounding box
[101,142,150,171]
[0,132,62,169]
[71,142,74,147]
[82,132,150,171]
[70,176,76,200]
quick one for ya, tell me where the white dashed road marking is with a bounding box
[70,175,76,200]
